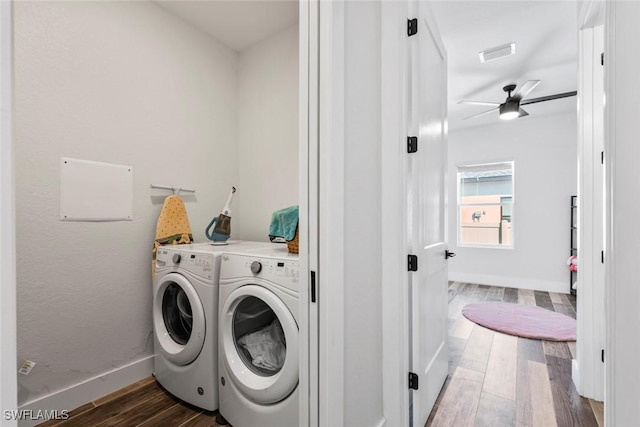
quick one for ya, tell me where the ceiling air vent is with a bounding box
[479,43,516,63]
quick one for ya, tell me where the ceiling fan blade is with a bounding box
[520,91,577,106]
[514,80,541,99]
[463,106,499,120]
[518,108,529,118]
[458,100,501,106]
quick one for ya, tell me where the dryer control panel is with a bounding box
[220,253,300,292]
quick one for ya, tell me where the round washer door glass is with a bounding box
[221,285,298,404]
[154,273,206,366]
[163,283,193,345]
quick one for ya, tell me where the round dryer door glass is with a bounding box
[163,283,193,345]
[233,296,286,376]
[221,284,299,404]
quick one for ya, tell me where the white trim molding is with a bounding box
[448,272,568,294]
[605,1,640,425]
[0,1,17,425]
[17,356,153,427]
[318,1,345,425]
[380,0,410,425]
[297,1,317,425]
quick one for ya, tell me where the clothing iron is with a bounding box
[205,187,236,245]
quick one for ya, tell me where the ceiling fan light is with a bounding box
[479,43,516,63]
[499,101,520,120]
[500,111,519,120]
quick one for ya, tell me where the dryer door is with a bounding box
[154,273,206,365]
[220,284,298,404]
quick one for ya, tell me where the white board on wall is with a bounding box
[60,157,133,221]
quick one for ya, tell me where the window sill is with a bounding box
[456,243,514,250]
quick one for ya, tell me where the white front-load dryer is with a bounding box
[153,241,270,411]
[218,246,300,427]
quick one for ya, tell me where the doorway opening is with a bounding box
[424,1,604,425]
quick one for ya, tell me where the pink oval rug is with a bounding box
[462,302,576,341]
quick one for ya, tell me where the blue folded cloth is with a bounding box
[269,206,299,241]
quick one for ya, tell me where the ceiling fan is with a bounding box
[459,80,577,121]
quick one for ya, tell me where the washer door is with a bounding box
[220,284,298,404]
[154,273,206,366]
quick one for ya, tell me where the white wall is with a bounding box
[235,25,299,242]
[319,1,384,425]
[14,1,238,407]
[605,2,640,425]
[448,112,577,293]
[342,2,383,425]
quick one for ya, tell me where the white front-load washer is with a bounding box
[153,241,270,411]
[218,245,300,427]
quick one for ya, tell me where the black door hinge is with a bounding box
[408,372,419,390]
[601,250,605,264]
[601,52,604,66]
[601,151,604,164]
[407,136,418,153]
[408,254,418,272]
[602,349,605,363]
[310,271,317,303]
[408,18,417,36]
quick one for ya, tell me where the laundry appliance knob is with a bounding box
[250,261,262,274]
[172,254,182,264]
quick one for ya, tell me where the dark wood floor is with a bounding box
[37,377,223,427]
[426,282,604,427]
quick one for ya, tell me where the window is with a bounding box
[457,162,514,247]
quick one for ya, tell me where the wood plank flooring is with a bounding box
[427,282,602,427]
[38,282,601,427]
[37,376,223,427]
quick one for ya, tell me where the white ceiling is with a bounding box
[429,1,578,130]
[155,0,298,52]
[155,1,576,129]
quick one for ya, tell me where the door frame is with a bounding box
[316,1,414,424]
[0,1,17,425]
[316,1,345,425]
[316,0,446,424]
[380,1,411,425]
[299,0,320,426]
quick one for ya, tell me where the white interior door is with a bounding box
[576,24,605,402]
[408,3,449,426]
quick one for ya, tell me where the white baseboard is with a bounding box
[572,358,581,393]
[448,272,568,294]
[17,356,154,427]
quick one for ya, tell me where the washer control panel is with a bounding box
[250,261,262,274]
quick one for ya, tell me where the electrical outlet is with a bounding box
[18,360,36,375]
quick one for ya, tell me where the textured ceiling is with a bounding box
[429,1,578,130]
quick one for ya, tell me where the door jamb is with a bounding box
[317,1,345,426]
[0,1,17,425]
[299,0,320,425]
[380,1,411,425]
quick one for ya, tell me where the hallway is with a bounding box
[426,283,602,427]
